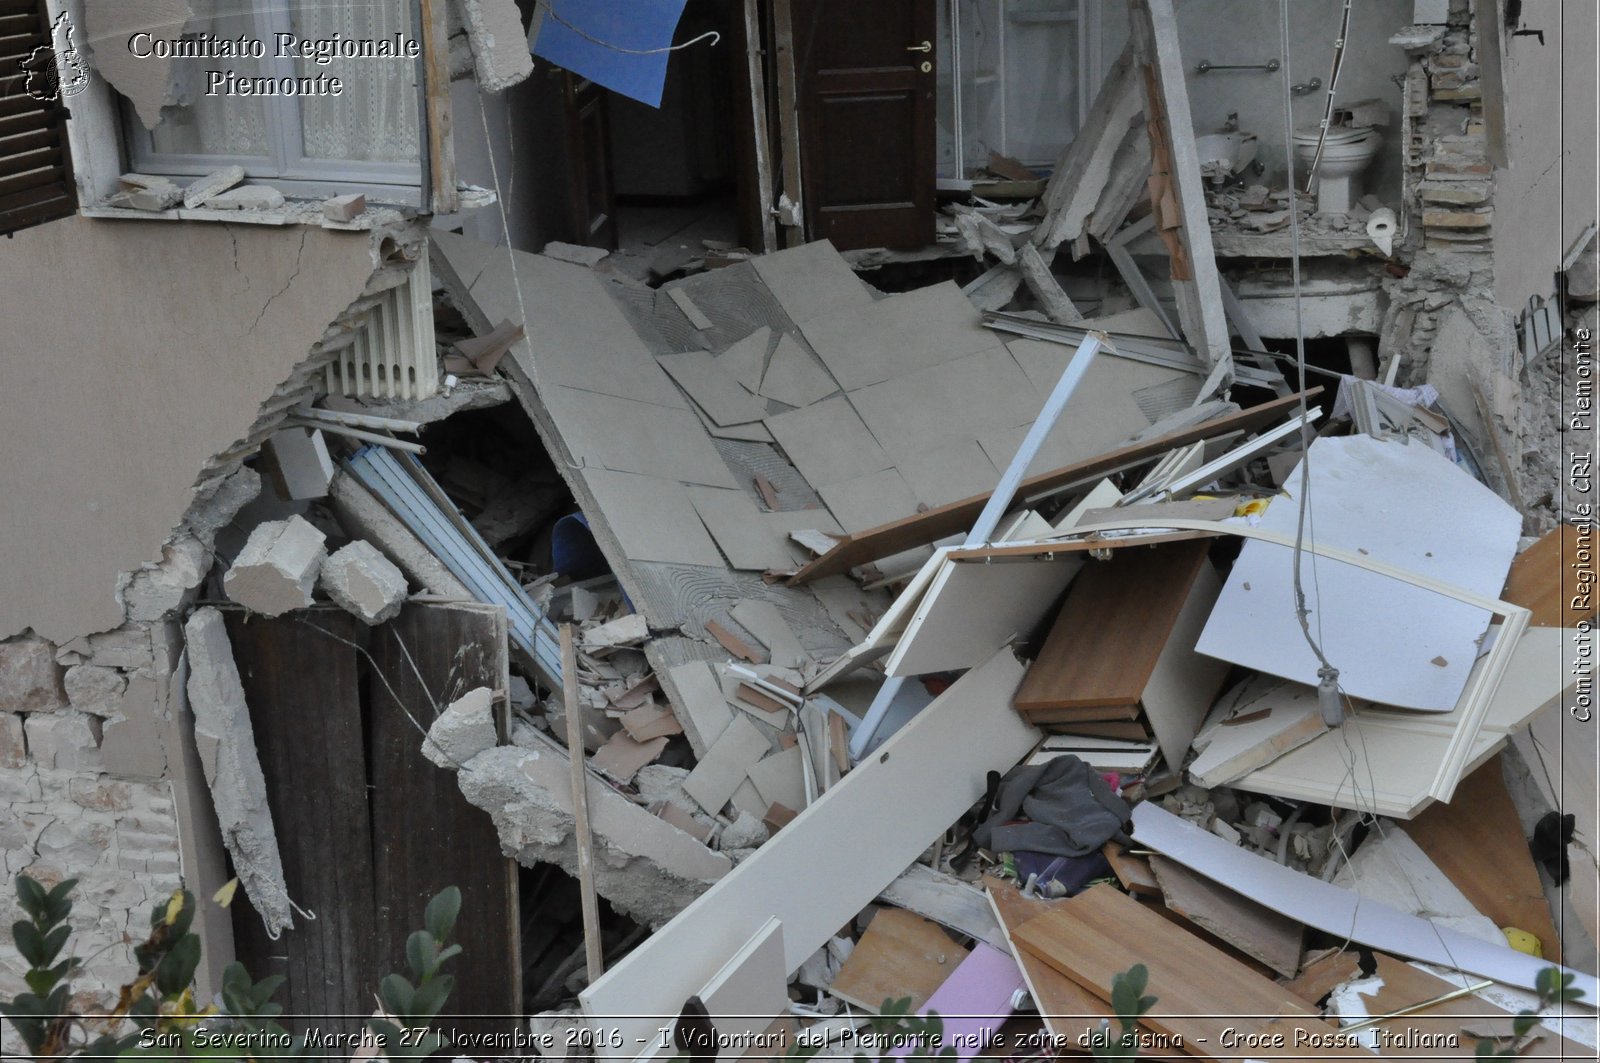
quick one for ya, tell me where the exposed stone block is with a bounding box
[0,635,67,713]
[184,607,292,936]
[23,712,101,772]
[181,166,245,209]
[1419,179,1490,205]
[0,715,25,768]
[1423,208,1492,229]
[320,541,408,626]
[63,665,126,718]
[205,185,286,211]
[422,686,498,769]
[224,516,327,617]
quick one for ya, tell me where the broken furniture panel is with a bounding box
[828,908,967,1014]
[984,878,1114,1044]
[1129,802,1598,1001]
[1186,674,1329,789]
[1013,537,1229,771]
[1147,855,1304,978]
[1011,883,1366,1060]
[580,648,1039,1055]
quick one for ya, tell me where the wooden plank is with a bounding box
[1130,801,1598,1000]
[1149,855,1304,978]
[770,0,805,245]
[829,908,966,1013]
[1011,884,1370,1059]
[368,603,521,1037]
[1280,950,1363,1008]
[1501,524,1598,627]
[1015,538,1211,712]
[581,648,1039,1055]
[1102,842,1161,897]
[1127,0,1231,369]
[739,0,777,253]
[984,878,1113,1045]
[224,611,377,1038]
[418,0,458,213]
[1340,954,1588,1059]
[1405,753,1563,962]
[787,390,1320,583]
[877,864,1009,954]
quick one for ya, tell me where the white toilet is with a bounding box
[1292,124,1383,215]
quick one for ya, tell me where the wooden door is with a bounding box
[225,604,520,1039]
[562,72,619,249]
[793,0,936,250]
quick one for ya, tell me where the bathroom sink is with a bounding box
[1196,130,1258,182]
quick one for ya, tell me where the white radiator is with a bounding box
[325,253,438,401]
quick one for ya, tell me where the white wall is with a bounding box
[1492,1,1600,310]
[1100,0,1413,199]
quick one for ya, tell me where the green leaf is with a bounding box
[368,1017,404,1050]
[40,922,70,966]
[424,887,461,943]
[410,973,454,1022]
[13,920,45,968]
[251,973,287,1008]
[154,933,201,996]
[24,958,71,997]
[434,943,462,966]
[406,930,435,982]
[15,876,46,919]
[379,973,415,1019]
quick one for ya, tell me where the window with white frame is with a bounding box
[124,0,423,198]
[936,0,1103,181]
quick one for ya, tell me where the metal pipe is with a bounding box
[293,420,425,454]
[1196,59,1280,73]
[294,405,424,433]
[847,333,1105,761]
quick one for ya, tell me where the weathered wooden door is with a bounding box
[225,603,520,1041]
[793,0,936,250]
[562,72,619,249]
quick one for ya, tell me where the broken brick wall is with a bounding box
[1379,0,1596,532]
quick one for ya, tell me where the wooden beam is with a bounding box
[1128,0,1230,369]
[771,0,805,245]
[562,624,605,985]
[787,389,1320,583]
[418,0,459,214]
[1034,46,1140,251]
[741,0,778,253]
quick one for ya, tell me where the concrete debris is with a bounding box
[223,516,327,617]
[113,173,183,211]
[457,0,534,92]
[62,665,126,719]
[205,185,288,212]
[717,810,769,851]
[119,535,210,622]
[182,166,246,209]
[24,711,101,772]
[320,541,409,625]
[323,193,368,223]
[423,686,498,768]
[450,743,731,927]
[183,608,293,936]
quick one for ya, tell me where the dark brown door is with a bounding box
[793,0,935,250]
[562,72,618,249]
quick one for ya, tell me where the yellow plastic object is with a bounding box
[1502,926,1543,958]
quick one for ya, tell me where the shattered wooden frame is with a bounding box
[1054,516,1532,810]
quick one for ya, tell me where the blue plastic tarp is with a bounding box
[531,0,689,108]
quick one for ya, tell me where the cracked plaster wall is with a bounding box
[0,217,380,645]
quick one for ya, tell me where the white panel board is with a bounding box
[581,649,1039,1056]
[1195,436,1521,710]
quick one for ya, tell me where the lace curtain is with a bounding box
[293,0,419,163]
[149,0,419,167]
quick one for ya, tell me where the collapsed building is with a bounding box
[0,0,1596,1058]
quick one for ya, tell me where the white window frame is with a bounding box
[941,0,1104,182]
[121,0,426,202]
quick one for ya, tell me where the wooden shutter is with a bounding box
[0,0,77,236]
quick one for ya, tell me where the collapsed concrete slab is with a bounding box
[423,686,497,768]
[320,541,408,626]
[448,740,731,928]
[224,516,327,617]
[183,607,293,936]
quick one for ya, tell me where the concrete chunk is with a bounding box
[183,607,293,936]
[121,534,210,621]
[0,635,68,713]
[423,686,497,768]
[458,0,534,92]
[322,193,366,222]
[224,516,327,616]
[206,184,287,211]
[320,541,408,625]
[182,166,246,208]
